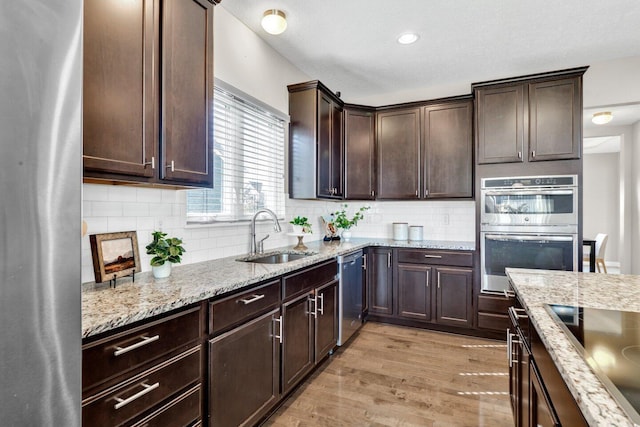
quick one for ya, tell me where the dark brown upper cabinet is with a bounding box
[376,107,421,199]
[344,105,376,200]
[474,67,587,165]
[422,98,473,198]
[288,81,344,199]
[83,0,215,188]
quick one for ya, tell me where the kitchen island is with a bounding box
[506,268,640,426]
[82,238,473,338]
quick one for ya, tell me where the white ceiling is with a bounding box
[222,0,640,107]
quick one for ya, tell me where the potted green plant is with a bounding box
[290,216,312,234]
[145,231,186,279]
[331,205,369,241]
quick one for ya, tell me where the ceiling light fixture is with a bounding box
[397,33,419,45]
[592,111,613,125]
[261,9,287,35]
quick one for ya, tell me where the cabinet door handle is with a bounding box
[517,151,522,159]
[507,328,512,367]
[424,254,442,259]
[318,293,324,315]
[415,190,418,197]
[144,156,155,169]
[362,254,367,270]
[309,295,317,318]
[437,271,441,288]
[167,160,175,172]
[114,335,160,357]
[238,294,265,305]
[532,150,536,158]
[114,382,159,410]
[425,189,429,197]
[503,289,515,298]
[426,270,429,288]
[387,252,391,268]
[273,316,283,344]
[371,190,375,197]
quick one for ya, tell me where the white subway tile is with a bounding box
[137,187,163,203]
[82,184,109,201]
[122,202,150,217]
[107,217,138,232]
[91,201,123,217]
[108,186,137,202]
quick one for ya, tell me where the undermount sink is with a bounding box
[238,252,314,264]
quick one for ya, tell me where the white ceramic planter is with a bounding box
[152,262,172,279]
[341,230,352,242]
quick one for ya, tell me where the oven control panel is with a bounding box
[482,175,576,189]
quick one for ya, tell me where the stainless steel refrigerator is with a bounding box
[0,1,82,425]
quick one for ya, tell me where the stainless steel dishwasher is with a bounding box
[337,250,364,346]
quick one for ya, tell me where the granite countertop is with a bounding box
[82,238,474,339]
[506,268,640,427]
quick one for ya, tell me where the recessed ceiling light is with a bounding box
[592,111,613,125]
[261,9,287,35]
[397,33,419,45]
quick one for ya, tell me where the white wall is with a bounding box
[633,121,640,274]
[583,153,619,263]
[583,56,640,108]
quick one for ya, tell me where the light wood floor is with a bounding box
[264,322,513,427]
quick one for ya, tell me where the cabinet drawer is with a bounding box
[283,260,338,299]
[83,306,203,393]
[210,280,281,335]
[83,346,202,426]
[131,384,201,427]
[477,312,509,331]
[397,249,473,267]
[478,294,514,314]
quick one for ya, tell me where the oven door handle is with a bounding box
[485,234,574,243]
[483,189,574,196]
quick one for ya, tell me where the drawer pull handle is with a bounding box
[239,294,266,305]
[114,382,159,410]
[424,255,442,259]
[114,335,160,357]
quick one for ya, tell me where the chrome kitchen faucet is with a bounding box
[250,208,282,254]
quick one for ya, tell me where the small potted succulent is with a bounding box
[145,231,186,279]
[290,216,312,234]
[331,205,370,241]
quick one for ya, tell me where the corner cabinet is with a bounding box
[83,0,215,188]
[288,81,344,199]
[344,105,376,200]
[474,67,587,165]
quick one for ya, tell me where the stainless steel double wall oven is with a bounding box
[480,175,579,293]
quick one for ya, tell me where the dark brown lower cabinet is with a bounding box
[209,308,281,427]
[530,364,560,427]
[368,247,393,315]
[282,291,315,395]
[397,264,432,321]
[435,267,473,327]
[315,280,338,362]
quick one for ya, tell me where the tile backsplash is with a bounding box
[82,184,475,283]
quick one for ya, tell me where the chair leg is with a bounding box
[597,258,607,273]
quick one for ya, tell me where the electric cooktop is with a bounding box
[546,304,640,424]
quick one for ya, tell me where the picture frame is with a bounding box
[89,231,141,284]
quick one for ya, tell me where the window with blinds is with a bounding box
[186,84,286,223]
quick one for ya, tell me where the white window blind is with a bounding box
[186,85,286,223]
